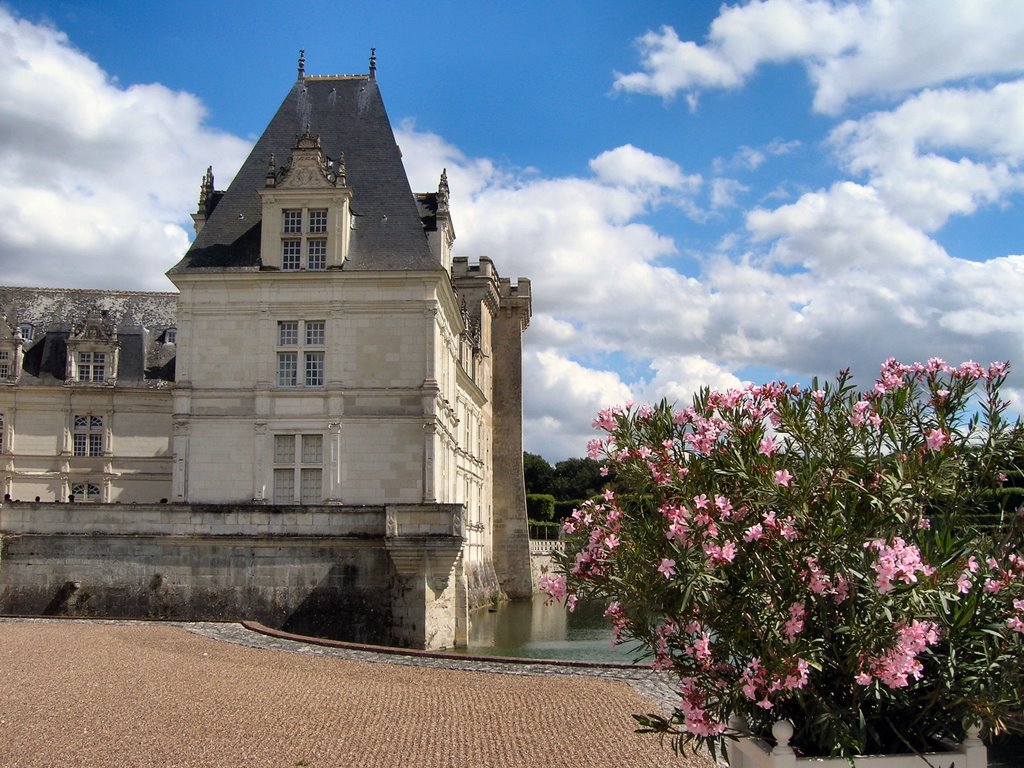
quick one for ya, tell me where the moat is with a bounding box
[457,595,643,663]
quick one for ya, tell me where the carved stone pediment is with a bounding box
[70,307,117,344]
[269,126,346,190]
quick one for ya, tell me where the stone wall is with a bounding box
[0,501,468,649]
[490,279,534,598]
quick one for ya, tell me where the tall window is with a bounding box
[71,482,101,502]
[77,352,106,382]
[273,433,322,503]
[276,320,325,387]
[0,350,9,379]
[280,207,329,270]
[73,415,103,456]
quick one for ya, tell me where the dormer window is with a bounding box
[279,208,329,271]
[0,320,25,382]
[77,352,106,382]
[164,328,177,344]
[65,308,119,385]
[258,130,353,271]
[18,324,33,342]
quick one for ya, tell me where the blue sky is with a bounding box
[2,1,1024,460]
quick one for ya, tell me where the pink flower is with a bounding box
[783,602,805,643]
[744,524,764,542]
[657,558,676,579]
[774,469,793,487]
[860,619,940,688]
[758,436,777,456]
[866,537,935,594]
[956,573,973,594]
[925,428,949,452]
[538,574,567,603]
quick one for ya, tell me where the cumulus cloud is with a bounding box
[589,144,700,192]
[829,80,1024,229]
[0,8,250,290]
[614,0,1024,115]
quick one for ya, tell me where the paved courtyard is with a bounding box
[0,619,711,768]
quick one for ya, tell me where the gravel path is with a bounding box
[0,619,712,768]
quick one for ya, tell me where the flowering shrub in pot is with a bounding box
[541,359,1024,762]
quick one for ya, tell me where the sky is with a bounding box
[1,1,1023,462]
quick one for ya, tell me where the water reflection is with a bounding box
[456,596,646,663]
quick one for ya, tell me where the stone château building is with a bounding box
[0,53,532,649]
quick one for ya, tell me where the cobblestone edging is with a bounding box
[0,617,680,715]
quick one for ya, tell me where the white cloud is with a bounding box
[829,80,1024,229]
[639,355,745,405]
[0,8,251,290]
[710,178,749,209]
[614,1,1024,115]
[589,144,700,192]
[523,349,635,461]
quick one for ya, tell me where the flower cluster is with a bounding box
[545,358,1024,759]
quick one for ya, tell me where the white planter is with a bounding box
[725,720,987,768]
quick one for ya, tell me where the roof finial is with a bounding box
[369,47,376,80]
[438,168,450,214]
[297,49,306,80]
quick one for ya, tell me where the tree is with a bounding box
[523,451,554,496]
[551,457,605,501]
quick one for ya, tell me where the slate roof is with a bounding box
[0,287,177,387]
[170,73,438,274]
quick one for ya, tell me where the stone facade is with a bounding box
[0,55,532,649]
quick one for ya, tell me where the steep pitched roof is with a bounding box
[0,287,177,386]
[170,73,437,274]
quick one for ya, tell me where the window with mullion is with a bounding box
[277,320,324,388]
[73,414,103,456]
[77,351,106,382]
[71,482,101,501]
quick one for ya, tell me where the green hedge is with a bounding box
[526,493,556,521]
[554,499,591,521]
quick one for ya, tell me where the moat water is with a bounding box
[456,596,645,664]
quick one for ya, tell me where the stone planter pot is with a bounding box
[725,719,987,768]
